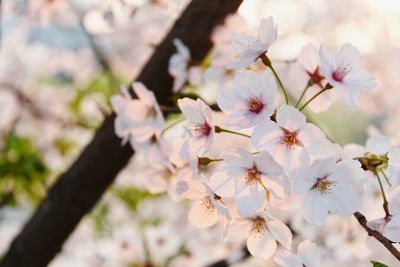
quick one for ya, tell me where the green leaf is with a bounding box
[0,133,48,204]
[113,187,160,212]
[371,261,389,267]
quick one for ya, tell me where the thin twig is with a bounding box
[354,211,400,261]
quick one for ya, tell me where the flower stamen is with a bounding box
[245,166,261,186]
[247,95,265,114]
[332,63,351,82]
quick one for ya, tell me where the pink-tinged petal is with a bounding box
[385,215,400,242]
[319,44,337,80]
[261,175,289,198]
[388,186,400,215]
[222,148,254,169]
[247,229,277,260]
[308,157,336,180]
[111,95,126,114]
[210,169,245,198]
[325,183,360,216]
[329,159,364,182]
[297,123,326,147]
[254,151,283,177]
[235,189,266,217]
[188,198,219,228]
[177,98,205,124]
[234,71,264,99]
[217,87,245,113]
[297,44,320,72]
[196,98,213,125]
[173,38,190,59]
[224,218,253,242]
[338,43,360,66]
[258,17,277,46]
[294,168,316,194]
[273,250,302,267]
[176,180,207,200]
[276,105,306,131]
[302,190,328,225]
[231,33,257,52]
[345,68,376,91]
[266,219,292,249]
[366,135,390,155]
[252,120,282,150]
[298,240,321,267]
[132,82,156,106]
[260,70,278,101]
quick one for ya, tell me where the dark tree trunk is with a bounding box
[0,1,243,266]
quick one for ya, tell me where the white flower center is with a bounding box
[247,95,264,114]
[332,63,351,82]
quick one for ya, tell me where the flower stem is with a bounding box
[295,80,313,108]
[381,170,392,187]
[260,54,289,105]
[214,126,251,138]
[299,83,333,111]
[375,171,390,218]
[161,117,185,135]
[198,157,223,165]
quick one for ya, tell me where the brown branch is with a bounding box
[0,1,243,267]
[354,211,400,261]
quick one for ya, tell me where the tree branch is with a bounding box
[0,1,243,266]
[354,211,400,261]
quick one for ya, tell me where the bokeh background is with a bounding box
[1,0,400,266]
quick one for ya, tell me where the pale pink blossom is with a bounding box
[176,179,230,229]
[178,98,214,154]
[319,43,376,105]
[229,17,277,70]
[289,44,336,112]
[169,39,203,92]
[111,83,164,145]
[217,70,276,130]
[252,105,331,173]
[210,148,286,217]
[225,211,292,260]
[273,240,321,267]
[295,157,363,225]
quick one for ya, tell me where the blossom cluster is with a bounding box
[111,17,400,265]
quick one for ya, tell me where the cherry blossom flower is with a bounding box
[273,240,321,267]
[229,17,277,70]
[295,157,363,225]
[210,148,287,216]
[319,43,377,105]
[169,39,190,92]
[176,179,230,229]
[177,97,214,154]
[168,39,203,92]
[169,138,199,182]
[141,162,177,198]
[225,211,292,260]
[111,83,164,145]
[289,44,336,112]
[252,105,331,173]
[217,70,277,129]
